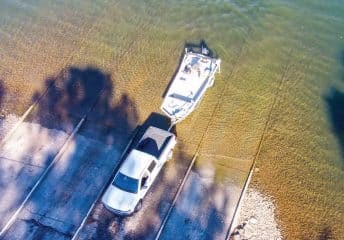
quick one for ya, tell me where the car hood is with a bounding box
[102,184,139,213]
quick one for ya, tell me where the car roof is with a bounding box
[119,149,153,179]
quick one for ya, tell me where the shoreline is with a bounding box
[231,187,283,240]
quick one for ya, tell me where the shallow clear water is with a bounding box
[0,0,343,239]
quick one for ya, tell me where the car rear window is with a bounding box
[112,172,139,194]
[136,137,159,157]
[136,136,173,158]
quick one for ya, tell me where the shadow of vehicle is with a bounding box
[140,112,171,131]
[185,39,217,58]
[134,112,176,143]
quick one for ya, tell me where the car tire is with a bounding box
[135,199,143,212]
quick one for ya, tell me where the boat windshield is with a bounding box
[112,172,139,194]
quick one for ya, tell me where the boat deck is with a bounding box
[161,51,220,123]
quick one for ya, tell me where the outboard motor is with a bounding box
[201,45,209,55]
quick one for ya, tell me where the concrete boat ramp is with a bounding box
[0,49,254,239]
[3,132,121,239]
[0,76,130,239]
[0,111,129,239]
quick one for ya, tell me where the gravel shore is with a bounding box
[231,188,283,240]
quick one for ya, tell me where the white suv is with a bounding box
[102,126,177,215]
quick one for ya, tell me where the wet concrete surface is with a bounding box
[159,169,242,240]
[74,143,247,240]
[2,134,121,239]
[0,70,125,239]
[0,122,69,232]
[0,48,261,240]
[75,144,192,240]
[0,77,256,240]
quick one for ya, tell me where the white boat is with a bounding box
[161,46,221,124]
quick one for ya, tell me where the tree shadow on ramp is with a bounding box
[0,66,140,240]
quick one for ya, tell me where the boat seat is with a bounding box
[170,93,194,103]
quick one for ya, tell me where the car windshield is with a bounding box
[112,172,139,194]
